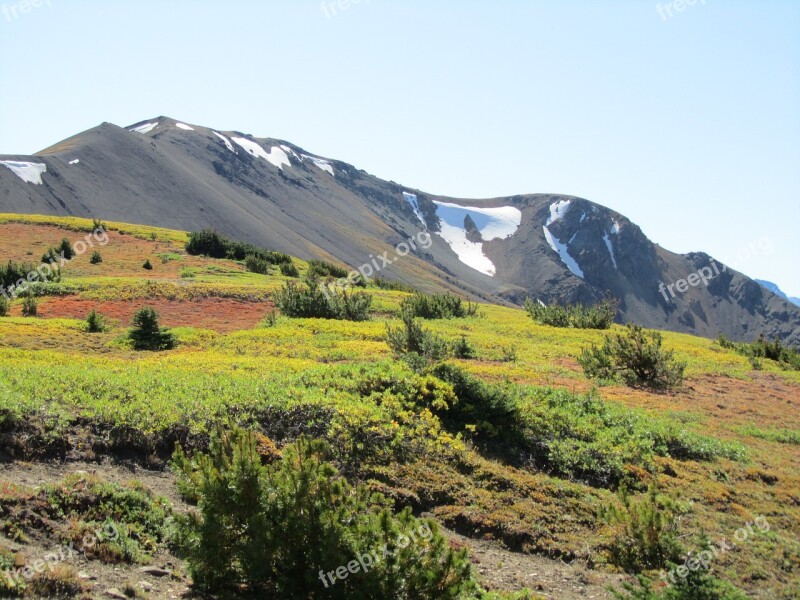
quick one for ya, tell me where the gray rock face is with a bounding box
[1,117,798,345]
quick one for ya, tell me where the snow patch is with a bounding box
[130,122,158,134]
[433,201,522,277]
[232,137,291,170]
[302,154,335,176]
[543,199,584,279]
[175,122,194,131]
[611,220,621,235]
[212,131,236,153]
[0,161,47,184]
[402,192,426,227]
[603,232,618,270]
[68,159,80,165]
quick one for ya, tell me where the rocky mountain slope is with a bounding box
[1,116,798,345]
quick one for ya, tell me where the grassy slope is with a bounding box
[0,214,798,598]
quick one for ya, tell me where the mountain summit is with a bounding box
[1,117,798,344]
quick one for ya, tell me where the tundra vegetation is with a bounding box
[0,214,797,599]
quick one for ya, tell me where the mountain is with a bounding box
[2,116,799,345]
[756,279,800,308]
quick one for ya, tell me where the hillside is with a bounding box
[0,215,798,599]
[1,118,799,345]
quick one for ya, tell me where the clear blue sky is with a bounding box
[2,0,798,296]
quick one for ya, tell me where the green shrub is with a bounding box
[373,277,417,293]
[600,483,683,573]
[280,262,300,277]
[172,427,477,598]
[386,307,449,366]
[401,292,478,319]
[244,254,272,275]
[0,296,7,317]
[85,309,107,333]
[142,259,153,270]
[58,237,75,260]
[717,334,800,371]
[21,296,37,317]
[90,250,103,264]
[524,298,618,329]
[451,336,477,359]
[307,259,349,279]
[579,324,686,390]
[274,280,372,321]
[128,307,176,351]
[186,229,292,265]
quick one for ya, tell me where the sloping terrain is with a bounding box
[0,216,798,599]
[1,118,798,344]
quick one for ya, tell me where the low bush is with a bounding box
[274,280,372,321]
[0,296,7,317]
[279,261,300,277]
[307,259,349,279]
[21,296,37,317]
[524,298,618,329]
[128,307,176,351]
[172,427,478,598]
[401,292,478,319]
[85,309,107,333]
[90,250,103,264]
[717,334,800,371]
[373,277,417,293]
[579,324,686,390]
[186,229,292,266]
[451,336,477,359]
[600,483,683,573]
[386,307,449,367]
[142,259,153,270]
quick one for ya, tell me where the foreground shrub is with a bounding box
[600,483,683,573]
[274,280,372,321]
[524,297,618,329]
[401,292,478,319]
[85,309,107,333]
[717,333,800,371]
[579,324,686,390]
[386,307,449,367]
[0,296,7,317]
[307,258,349,279]
[173,428,477,599]
[279,261,300,277]
[90,250,103,264]
[128,307,176,351]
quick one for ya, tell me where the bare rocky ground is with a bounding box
[0,460,624,600]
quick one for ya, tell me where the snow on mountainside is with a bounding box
[0,115,799,346]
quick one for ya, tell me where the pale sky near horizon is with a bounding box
[1,0,798,296]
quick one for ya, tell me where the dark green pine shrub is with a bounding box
[279,261,300,277]
[58,237,75,260]
[128,307,175,351]
[85,309,106,333]
[579,323,686,390]
[21,295,38,317]
[172,428,477,599]
[142,259,153,270]
[185,229,293,266]
[307,259,349,279]
[451,335,477,359]
[244,254,272,275]
[401,292,478,319]
[90,250,103,264]
[600,483,683,573]
[717,333,800,371]
[524,298,618,329]
[274,280,372,321]
[0,296,8,317]
[386,306,449,367]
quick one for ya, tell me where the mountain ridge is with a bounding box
[2,116,799,345]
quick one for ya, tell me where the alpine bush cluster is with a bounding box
[401,292,478,319]
[717,333,800,371]
[274,280,372,321]
[186,229,292,269]
[128,307,176,351]
[524,298,618,329]
[579,324,686,390]
[172,428,478,599]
